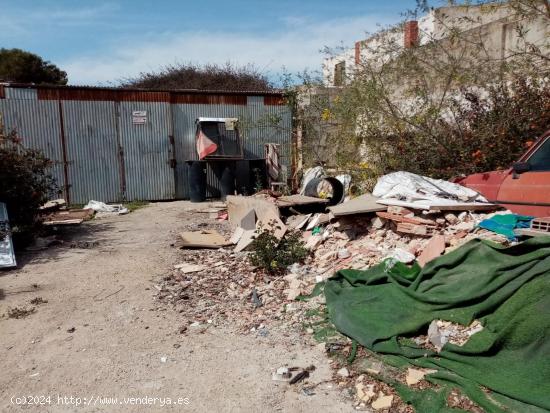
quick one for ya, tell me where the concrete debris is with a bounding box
[174,263,206,273]
[371,393,393,410]
[336,367,350,377]
[272,367,292,382]
[427,319,484,352]
[356,383,376,402]
[155,184,505,411]
[405,368,437,385]
[417,235,446,267]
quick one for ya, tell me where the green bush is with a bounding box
[0,128,57,234]
[249,227,309,274]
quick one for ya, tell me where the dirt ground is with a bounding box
[0,201,356,413]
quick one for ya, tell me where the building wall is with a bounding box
[0,85,291,203]
[322,3,548,86]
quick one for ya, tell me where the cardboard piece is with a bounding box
[43,208,95,225]
[180,230,231,248]
[329,193,387,216]
[417,235,446,267]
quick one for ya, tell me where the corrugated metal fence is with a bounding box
[0,85,292,204]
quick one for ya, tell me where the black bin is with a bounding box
[188,161,206,202]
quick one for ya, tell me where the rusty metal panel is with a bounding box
[171,93,247,105]
[0,98,65,197]
[118,101,175,201]
[62,100,122,204]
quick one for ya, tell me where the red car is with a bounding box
[458,129,550,217]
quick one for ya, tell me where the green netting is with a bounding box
[324,237,550,412]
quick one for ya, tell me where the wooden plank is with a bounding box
[276,194,328,207]
[226,195,280,228]
[377,198,497,211]
[180,230,231,248]
[329,193,386,216]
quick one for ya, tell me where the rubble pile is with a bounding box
[156,170,538,412]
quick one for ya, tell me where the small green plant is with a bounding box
[124,200,149,212]
[249,227,308,274]
[252,168,264,194]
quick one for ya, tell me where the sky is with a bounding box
[0,0,419,85]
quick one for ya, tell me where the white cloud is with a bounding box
[62,15,392,85]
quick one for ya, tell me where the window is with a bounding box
[198,121,242,159]
[334,61,346,87]
[528,137,550,171]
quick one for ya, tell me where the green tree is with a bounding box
[0,48,68,85]
[121,62,272,91]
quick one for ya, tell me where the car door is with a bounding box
[496,135,550,217]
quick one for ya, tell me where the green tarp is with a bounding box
[324,237,550,412]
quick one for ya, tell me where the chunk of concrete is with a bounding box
[371,393,393,410]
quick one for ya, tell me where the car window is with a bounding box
[528,137,550,171]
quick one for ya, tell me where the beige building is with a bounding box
[323,3,549,87]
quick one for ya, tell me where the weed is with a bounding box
[249,226,308,274]
[124,201,149,212]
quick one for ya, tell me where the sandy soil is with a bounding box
[0,201,356,413]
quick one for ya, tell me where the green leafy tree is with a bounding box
[0,48,68,85]
[298,1,550,187]
[0,127,57,234]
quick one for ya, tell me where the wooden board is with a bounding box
[329,193,386,216]
[276,194,328,207]
[377,198,497,212]
[226,195,280,228]
[180,230,231,248]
